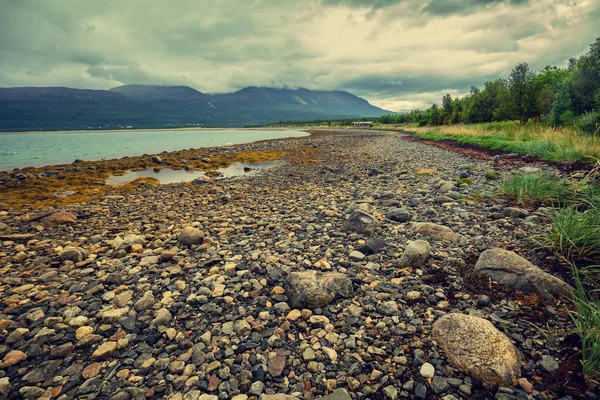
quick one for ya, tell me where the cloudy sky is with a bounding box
[0,0,598,112]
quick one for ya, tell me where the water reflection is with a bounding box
[107,161,282,185]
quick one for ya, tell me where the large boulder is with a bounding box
[341,210,379,235]
[40,211,77,228]
[178,227,204,246]
[285,271,353,309]
[398,240,431,268]
[412,222,457,243]
[432,313,522,388]
[474,248,573,300]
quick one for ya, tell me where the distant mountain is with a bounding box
[0,85,389,131]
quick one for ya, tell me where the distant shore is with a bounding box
[0,126,311,135]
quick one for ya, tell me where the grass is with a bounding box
[500,172,570,204]
[403,121,600,163]
[568,266,600,384]
[543,205,600,261]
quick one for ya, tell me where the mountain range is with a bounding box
[0,85,390,131]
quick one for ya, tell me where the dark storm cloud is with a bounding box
[0,0,597,111]
[423,0,529,16]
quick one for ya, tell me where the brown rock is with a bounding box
[268,355,286,377]
[412,222,457,242]
[91,342,118,360]
[0,350,27,368]
[83,362,102,379]
[432,313,522,388]
[40,211,78,228]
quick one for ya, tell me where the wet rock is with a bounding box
[398,240,431,268]
[474,248,574,300]
[285,270,353,309]
[432,313,522,388]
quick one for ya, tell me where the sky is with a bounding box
[0,0,599,112]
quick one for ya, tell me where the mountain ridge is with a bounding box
[0,85,390,131]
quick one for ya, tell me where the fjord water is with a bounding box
[0,129,309,171]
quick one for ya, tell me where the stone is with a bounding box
[151,155,162,163]
[406,291,422,301]
[40,211,78,228]
[432,313,522,388]
[100,307,129,323]
[319,388,352,400]
[474,248,574,300]
[91,341,118,360]
[285,270,353,309]
[341,210,379,235]
[349,250,365,261]
[412,222,457,242]
[60,246,87,262]
[0,350,27,368]
[398,240,431,268]
[153,308,172,327]
[431,376,449,394]
[387,208,411,222]
[268,355,286,377]
[378,300,399,316]
[178,227,204,246]
[420,362,435,378]
[0,377,10,398]
[261,395,297,400]
[539,355,559,372]
[504,207,529,218]
[383,385,398,400]
[134,291,155,311]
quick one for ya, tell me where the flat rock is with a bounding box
[432,313,522,388]
[40,211,77,228]
[285,270,353,309]
[60,246,87,263]
[412,222,457,242]
[474,248,573,300]
[318,388,352,400]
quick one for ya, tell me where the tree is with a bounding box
[507,63,536,124]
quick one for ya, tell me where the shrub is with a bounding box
[579,112,600,136]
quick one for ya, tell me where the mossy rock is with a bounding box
[456,178,474,185]
[485,171,500,180]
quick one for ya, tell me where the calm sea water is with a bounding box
[0,129,308,171]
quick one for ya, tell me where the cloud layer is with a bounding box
[0,0,598,111]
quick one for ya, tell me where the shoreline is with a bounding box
[0,129,356,209]
[0,126,316,135]
[0,129,585,399]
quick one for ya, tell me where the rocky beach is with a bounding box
[0,130,592,399]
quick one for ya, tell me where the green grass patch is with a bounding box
[568,266,600,384]
[485,171,500,180]
[500,172,570,204]
[541,205,600,261]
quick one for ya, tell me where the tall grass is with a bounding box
[500,173,570,204]
[405,122,600,163]
[568,266,600,384]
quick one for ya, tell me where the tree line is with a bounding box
[377,37,600,134]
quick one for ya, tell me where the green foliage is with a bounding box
[543,205,600,260]
[382,36,600,129]
[500,172,570,204]
[578,112,600,135]
[567,266,600,384]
